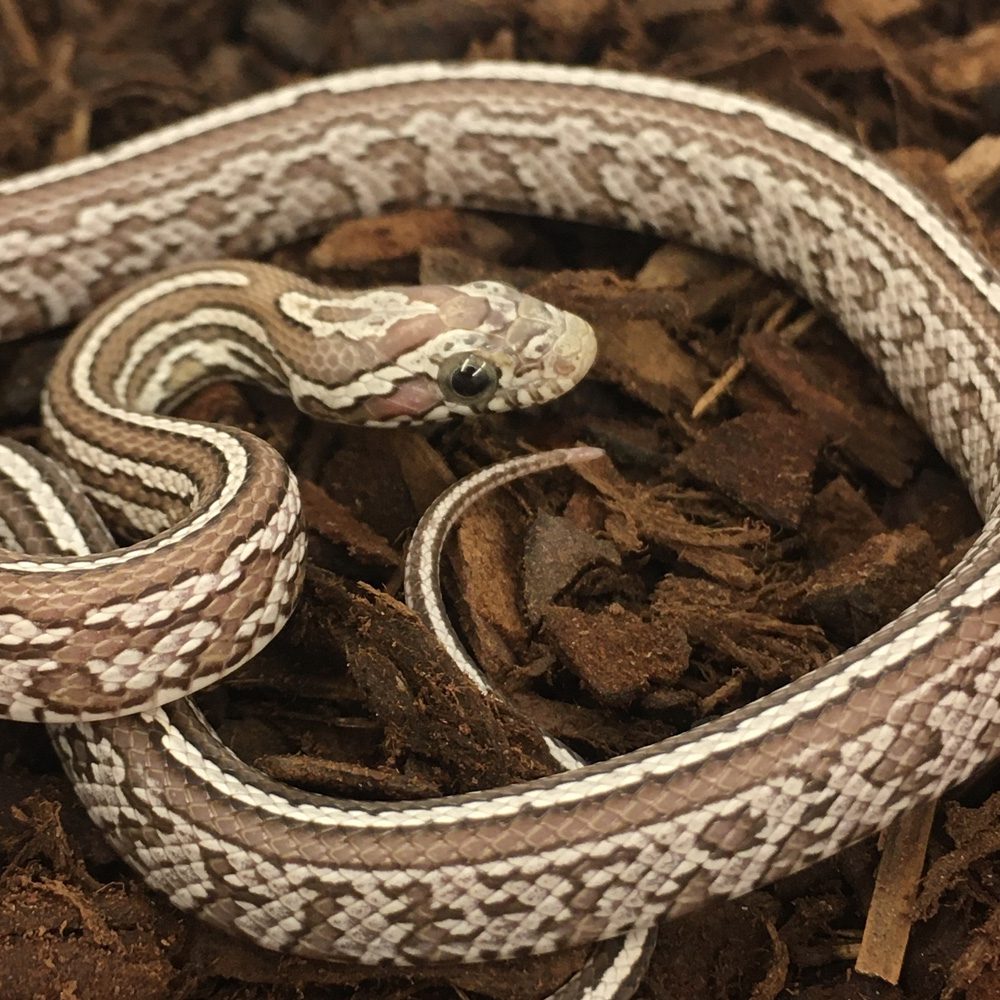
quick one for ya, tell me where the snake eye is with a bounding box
[439,353,500,405]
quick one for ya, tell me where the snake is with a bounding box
[1,59,999,997]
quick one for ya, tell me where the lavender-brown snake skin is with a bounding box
[1,61,999,999]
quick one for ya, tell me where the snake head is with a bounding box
[277,280,596,426]
[417,280,597,422]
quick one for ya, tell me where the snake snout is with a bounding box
[551,309,597,381]
[511,299,597,400]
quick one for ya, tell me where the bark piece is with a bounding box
[742,321,926,488]
[947,134,1000,206]
[578,455,770,589]
[653,576,835,691]
[916,23,1000,95]
[598,317,708,413]
[299,478,400,570]
[796,526,940,646]
[677,410,825,529]
[522,511,621,625]
[803,476,885,563]
[544,603,690,706]
[308,571,554,791]
[311,207,515,270]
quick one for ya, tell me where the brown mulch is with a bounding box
[2,1,1000,998]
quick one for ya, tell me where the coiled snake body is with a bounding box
[3,61,1000,998]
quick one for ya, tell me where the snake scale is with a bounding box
[2,60,1000,998]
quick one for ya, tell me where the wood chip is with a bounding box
[796,526,939,646]
[802,476,885,563]
[299,479,400,570]
[0,0,41,68]
[598,317,707,413]
[677,410,825,529]
[522,511,621,624]
[310,207,468,270]
[741,320,926,488]
[544,603,690,706]
[917,23,1000,95]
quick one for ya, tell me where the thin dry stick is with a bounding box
[855,800,937,983]
[691,356,748,418]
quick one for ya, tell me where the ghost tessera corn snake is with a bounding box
[1,59,1000,1000]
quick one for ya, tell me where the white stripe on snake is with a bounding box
[1,60,999,998]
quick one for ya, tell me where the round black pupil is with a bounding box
[450,357,492,397]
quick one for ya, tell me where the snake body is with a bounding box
[28,444,655,1000]
[1,60,999,993]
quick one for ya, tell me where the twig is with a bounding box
[855,800,937,983]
